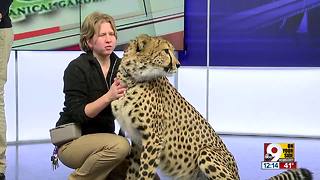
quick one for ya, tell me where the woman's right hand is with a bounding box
[85,78,126,118]
[107,78,127,101]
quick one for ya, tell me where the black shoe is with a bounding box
[0,173,5,180]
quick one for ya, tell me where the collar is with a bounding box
[85,52,119,65]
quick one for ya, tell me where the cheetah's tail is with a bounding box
[267,168,312,180]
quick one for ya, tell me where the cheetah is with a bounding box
[111,34,239,180]
[111,34,313,180]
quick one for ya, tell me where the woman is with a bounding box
[56,12,130,180]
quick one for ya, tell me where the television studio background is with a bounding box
[4,0,320,179]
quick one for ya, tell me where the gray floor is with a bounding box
[5,135,320,180]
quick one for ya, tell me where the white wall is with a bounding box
[208,67,320,137]
[4,51,320,142]
[16,51,79,141]
[5,51,81,141]
[177,67,207,118]
[5,52,16,142]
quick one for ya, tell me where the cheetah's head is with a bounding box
[119,34,180,83]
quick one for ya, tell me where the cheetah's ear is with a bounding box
[137,34,151,52]
[124,39,138,55]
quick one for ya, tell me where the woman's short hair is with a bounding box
[79,12,117,53]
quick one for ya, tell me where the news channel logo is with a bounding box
[261,143,297,170]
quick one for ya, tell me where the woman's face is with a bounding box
[87,21,117,58]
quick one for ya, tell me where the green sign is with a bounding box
[10,0,104,22]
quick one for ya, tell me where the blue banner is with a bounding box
[210,0,320,66]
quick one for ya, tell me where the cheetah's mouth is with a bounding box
[163,52,180,74]
[164,66,177,74]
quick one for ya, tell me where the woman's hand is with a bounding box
[84,78,127,118]
[107,78,127,101]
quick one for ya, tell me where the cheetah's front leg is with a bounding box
[197,148,239,180]
[137,134,164,180]
[126,142,142,180]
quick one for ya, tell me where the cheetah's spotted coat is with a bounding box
[111,34,239,180]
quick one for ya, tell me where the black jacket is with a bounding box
[0,0,13,28]
[56,52,121,135]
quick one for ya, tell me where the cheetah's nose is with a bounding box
[176,64,180,68]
